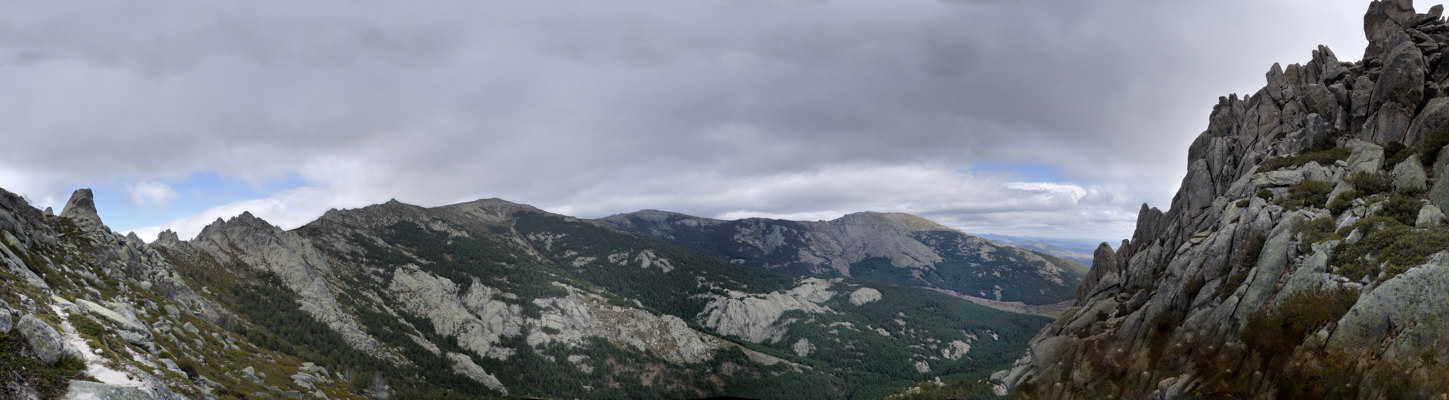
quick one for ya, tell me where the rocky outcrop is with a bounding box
[1006,1,1449,398]
[446,352,507,395]
[696,278,836,343]
[387,264,728,366]
[848,287,882,306]
[387,264,525,359]
[59,188,105,230]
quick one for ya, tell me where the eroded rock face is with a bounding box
[696,278,837,343]
[1007,1,1449,397]
[388,265,726,366]
[387,265,524,359]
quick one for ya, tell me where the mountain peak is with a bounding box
[835,211,953,232]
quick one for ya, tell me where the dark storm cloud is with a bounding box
[0,0,1370,240]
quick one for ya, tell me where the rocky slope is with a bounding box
[1,186,1051,399]
[1005,1,1449,398]
[600,210,1086,306]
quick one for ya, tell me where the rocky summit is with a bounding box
[1006,0,1449,398]
[0,183,1067,399]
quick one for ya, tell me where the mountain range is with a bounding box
[0,185,1077,399]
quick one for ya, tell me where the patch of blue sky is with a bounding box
[90,171,308,233]
[968,162,1069,183]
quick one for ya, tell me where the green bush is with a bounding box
[1293,216,1340,253]
[1255,146,1351,173]
[1281,180,1333,209]
[1383,142,1415,167]
[1328,190,1357,215]
[1380,194,1423,226]
[1330,218,1445,281]
[1242,286,1359,367]
[1378,228,1449,278]
[1256,189,1274,202]
[1346,171,1394,196]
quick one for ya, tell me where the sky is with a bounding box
[0,0,1372,242]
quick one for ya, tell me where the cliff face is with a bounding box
[1005,1,1449,398]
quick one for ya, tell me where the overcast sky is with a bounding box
[0,0,1372,242]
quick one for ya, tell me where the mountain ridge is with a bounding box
[599,209,1086,306]
[1,185,1057,399]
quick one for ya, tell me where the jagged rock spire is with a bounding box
[59,188,106,229]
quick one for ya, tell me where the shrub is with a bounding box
[1329,218,1443,281]
[1380,194,1423,226]
[1346,171,1394,196]
[1256,189,1274,202]
[1293,216,1339,253]
[1281,180,1333,209]
[1328,189,1357,215]
[1255,146,1351,173]
[1242,286,1359,368]
[1378,228,1449,279]
[1383,141,1415,167]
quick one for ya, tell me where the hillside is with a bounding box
[599,210,1086,306]
[1005,0,1449,398]
[0,187,1049,399]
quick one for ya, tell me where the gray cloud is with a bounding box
[0,0,1372,241]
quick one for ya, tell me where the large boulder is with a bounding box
[1432,145,1449,212]
[61,381,153,400]
[0,300,12,334]
[1392,154,1429,191]
[1418,205,1445,229]
[16,315,71,365]
[1333,255,1449,363]
[1346,140,1386,173]
[1406,97,1449,147]
[76,300,152,347]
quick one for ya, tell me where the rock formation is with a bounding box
[1005,1,1449,398]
